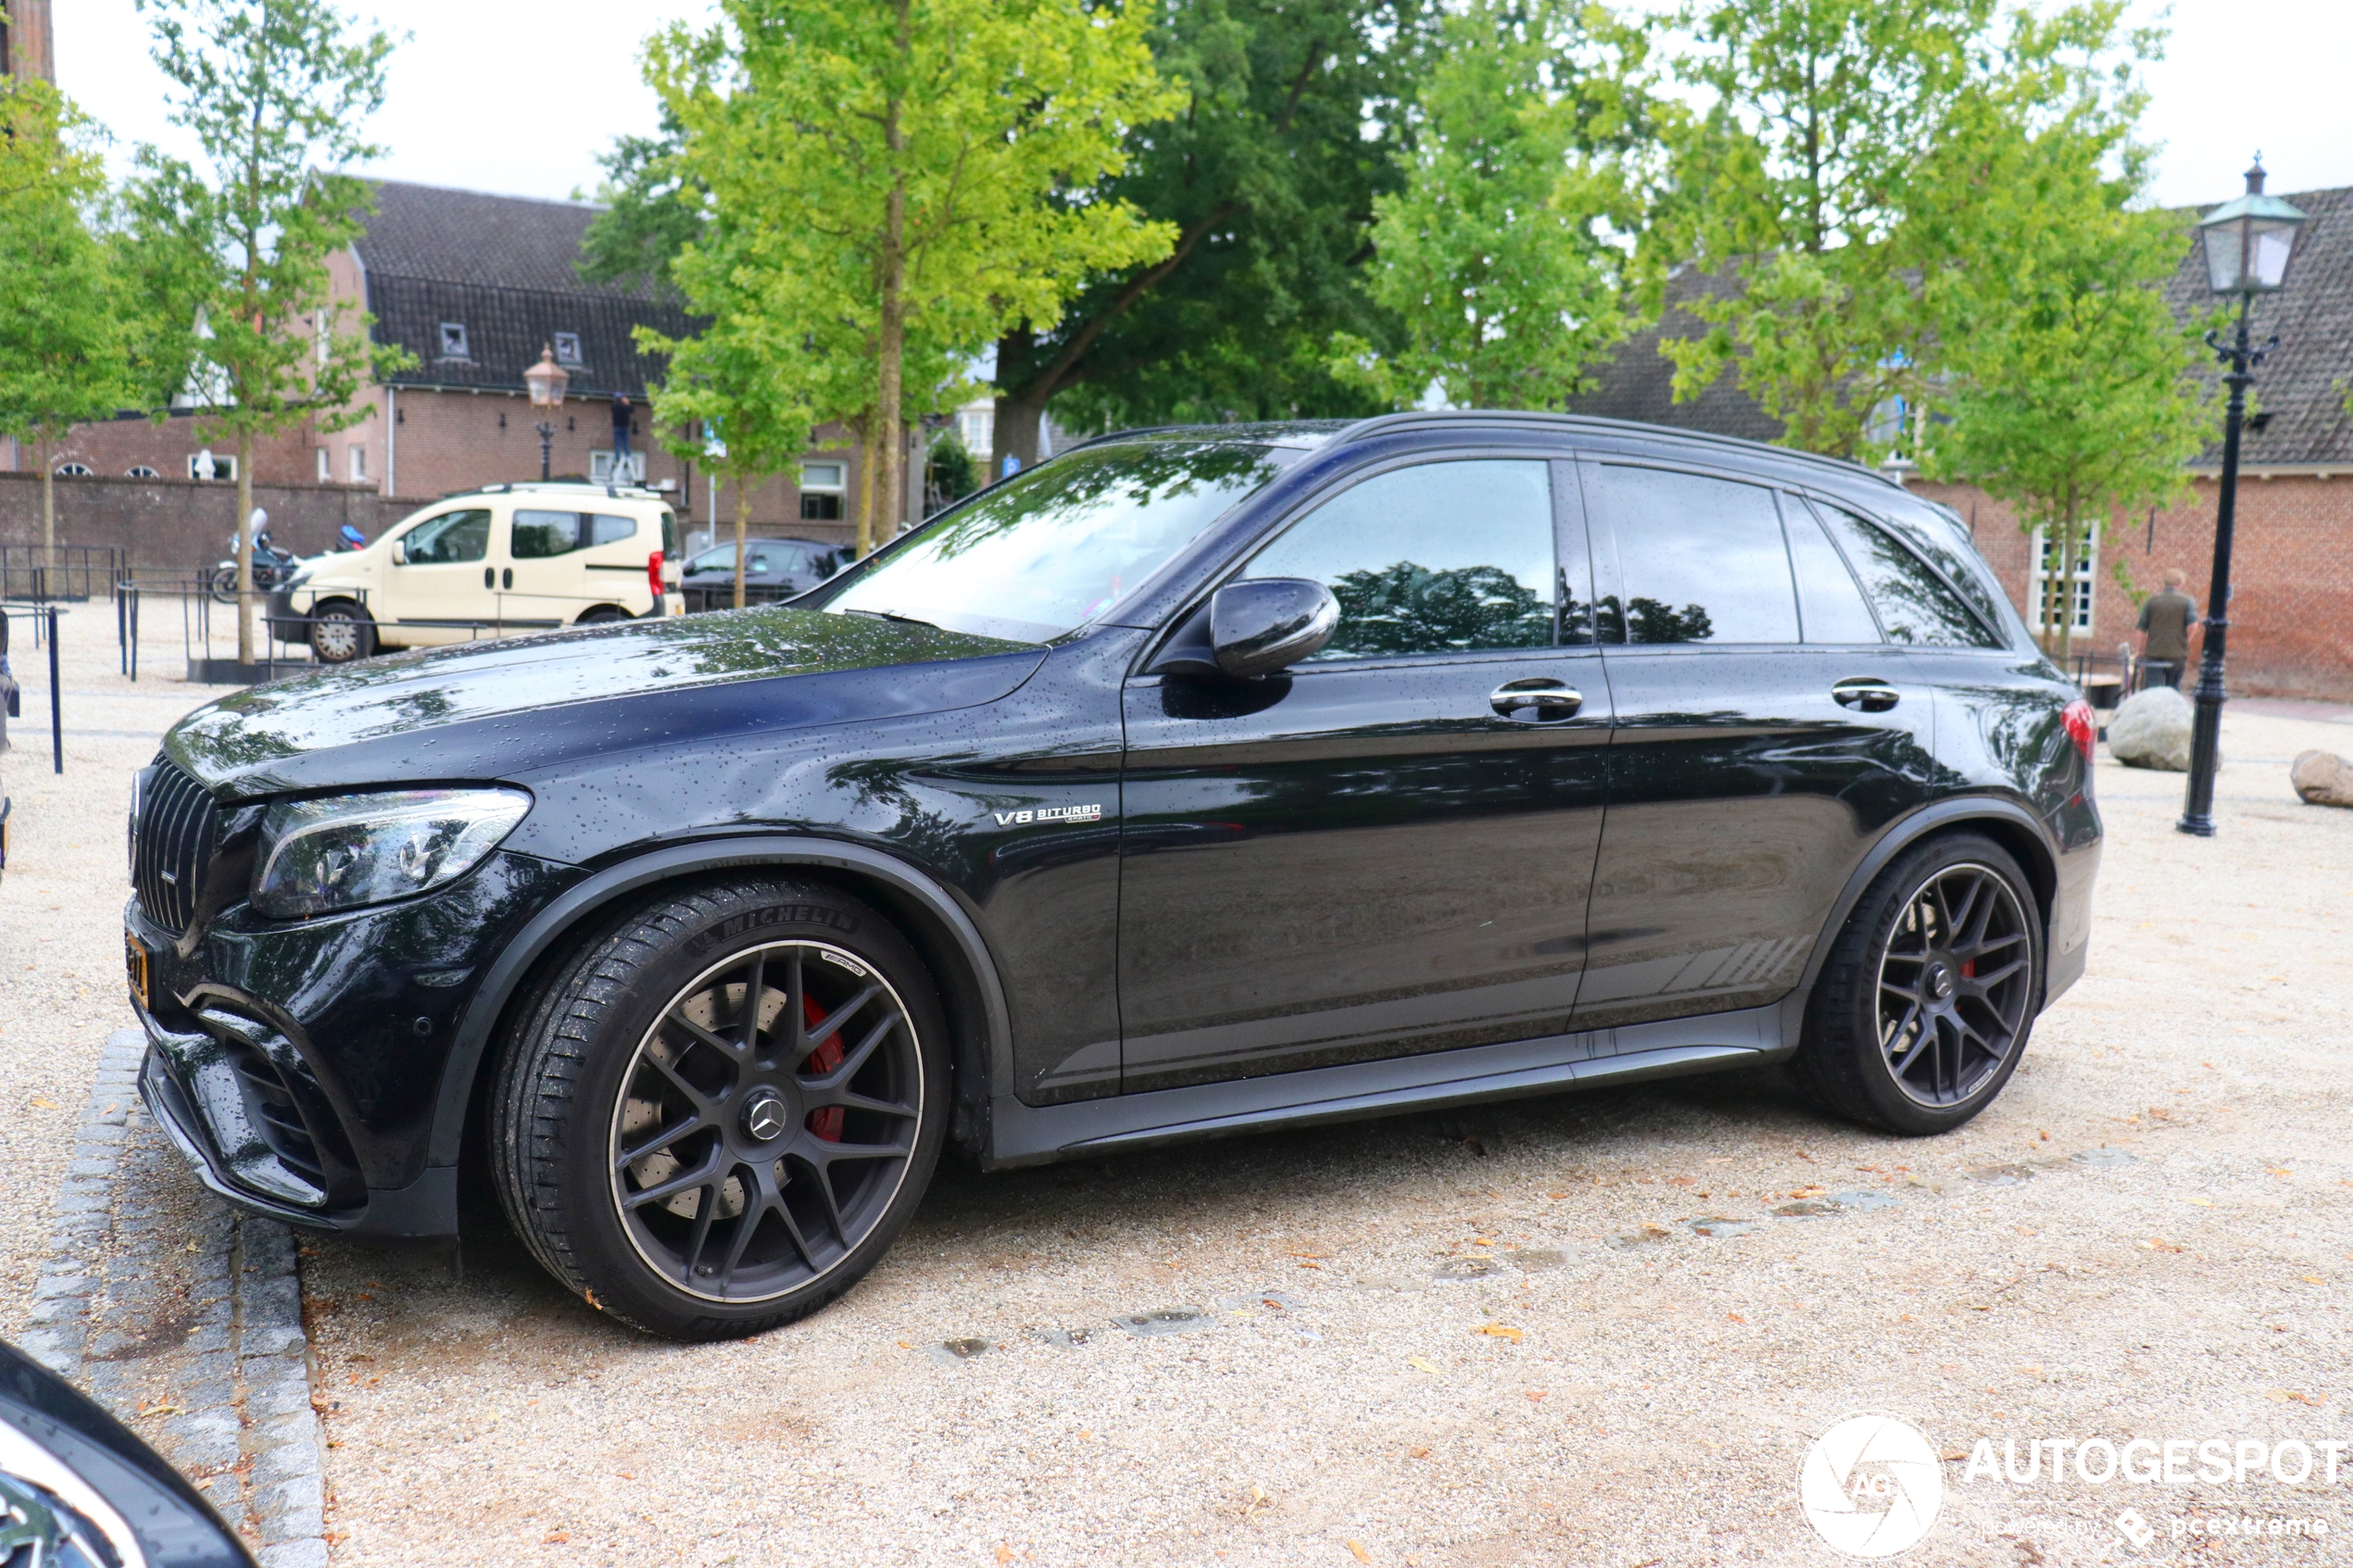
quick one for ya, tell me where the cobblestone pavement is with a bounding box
[19,1031,329,1567]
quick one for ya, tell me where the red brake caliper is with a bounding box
[803,994,845,1142]
[1961,960,1976,979]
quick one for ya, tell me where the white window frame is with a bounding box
[188,453,237,482]
[54,461,93,477]
[553,332,584,365]
[590,450,646,483]
[316,446,331,483]
[348,445,367,483]
[2030,526,2095,635]
[438,321,470,359]
[127,465,159,479]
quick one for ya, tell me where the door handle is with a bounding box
[1831,678,1901,712]
[502,568,513,590]
[1491,678,1582,720]
[483,567,494,589]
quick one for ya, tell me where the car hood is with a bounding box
[165,608,1046,799]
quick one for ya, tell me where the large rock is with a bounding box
[2291,749,2353,808]
[2107,686,2194,771]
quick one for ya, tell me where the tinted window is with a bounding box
[659,510,677,556]
[401,508,490,565]
[1784,501,1882,644]
[1595,467,1796,644]
[1810,502,1998,646]
[1244,459,1554,659]
[511,509,580,559]
[590,514,638,546]
[824,442,1281,643]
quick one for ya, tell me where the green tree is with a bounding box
[0,76,135,575]
[648,0,1179,557]
[1917,6,2204,661]
[1000,1,1431,462]
[577,109,702,295]
[1336,0,1655,409]
[127,0,410,661]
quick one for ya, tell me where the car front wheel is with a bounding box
[1793,834,2043,1135]
[308,600,374,664]
[491,879,948,1339]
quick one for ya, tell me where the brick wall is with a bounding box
[1918,474,2353,702]
[0,472,422,574]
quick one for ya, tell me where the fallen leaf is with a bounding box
[1408,1447,1429,1459]
[1665,1176,1694,1187]
[1407,1356,1441,1374]
[1546,1191,1568,1199]
[2267,1168,2294,1178]
[28,1097,57,1110]
[997,1547,1014,1564]
[1296,1260,1322,1270]
[584,1289,603,1311]
[1347,1542,1373,1565]
[1078,1429,1092,1439]
[1525,1389,1547,1402]
[543,1530,570,1545]
[2305,1276,2326,1286]
[1286,1250,1329,1260]
[1476,1323,1523,1344]
[1727,1312,1746,1323]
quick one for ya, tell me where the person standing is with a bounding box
[2137,568,2198,690]
[610,395,635,479]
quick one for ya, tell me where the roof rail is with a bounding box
[1332,409,1900,489]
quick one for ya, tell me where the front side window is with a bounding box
[1811,502,1999,647]
[1593,466,1798,645]
[1243,459,1555,660]
[400,508,491,565]
[820,442,1282,644]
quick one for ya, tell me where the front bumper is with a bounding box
[126,847,582,1240]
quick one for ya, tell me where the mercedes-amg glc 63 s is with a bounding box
[126,413,2101,1339]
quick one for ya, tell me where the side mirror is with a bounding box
[1151,577,1339,680]
[388,539,406,565]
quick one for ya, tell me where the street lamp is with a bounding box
[524,345,570,483]
[2178,158,2306,838]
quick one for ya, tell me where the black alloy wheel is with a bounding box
[1794,834,2043,1135]
[492,879,948,1339]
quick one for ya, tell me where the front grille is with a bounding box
[133,757,222,934]
[218,1034,329,1193]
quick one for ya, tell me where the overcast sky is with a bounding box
[55,0,2353,212]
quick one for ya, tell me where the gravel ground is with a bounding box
[1,612,217,1340]
[8,629,2352,1565]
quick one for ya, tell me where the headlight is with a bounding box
[251,788,530,919]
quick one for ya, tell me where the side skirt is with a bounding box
[981,1001,1793,1170]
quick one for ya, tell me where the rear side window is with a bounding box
[401,508,490,565]
[659,510,677,556]
[590,514,638,546]
[1592,466,1797,644]
[1782,499,1882,644]
[1244,458,1555,659]
[1810,502,1999,647]
[514,510,644,558]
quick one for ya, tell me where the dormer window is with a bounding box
[439,321,471,359]
[553,332,583,366]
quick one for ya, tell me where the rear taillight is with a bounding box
[2061,697,2097,762]
[648,550,663,596]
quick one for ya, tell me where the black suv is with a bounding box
[127,413,2101,1339]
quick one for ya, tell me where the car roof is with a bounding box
[434,481,675,505]
[1064,410,1903,499]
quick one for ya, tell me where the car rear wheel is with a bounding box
[490,879,948,1340]
[308,600,374,664]
[1793,834,2042,1135]
[575,606,631,626]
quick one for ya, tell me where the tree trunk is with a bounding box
[733,466,750,611]
[235,428,256,664]
[992,378,1049,478]
[853,409,877,558]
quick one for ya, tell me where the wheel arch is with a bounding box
[1784,796,2062,1045]
[429,836,1013,1178]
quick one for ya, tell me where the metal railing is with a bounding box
[0,546,128,603]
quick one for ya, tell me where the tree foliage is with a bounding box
[0,77,136,564]
[1336,0,1656,410]
[126,0,411,659]
[648,0,1179,553]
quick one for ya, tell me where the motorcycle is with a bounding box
[208,530,304,605]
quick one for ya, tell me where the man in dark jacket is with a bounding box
[2138,568,2198,689]
[610,395,635,476]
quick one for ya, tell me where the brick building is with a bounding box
[13,182,870,558]
[1568,184,2353,701]
[2,0,52,82]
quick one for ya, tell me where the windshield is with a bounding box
[820,442,1281,643]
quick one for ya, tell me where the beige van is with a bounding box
[275,483,685,663]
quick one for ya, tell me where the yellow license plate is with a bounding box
[125,930,150,1011]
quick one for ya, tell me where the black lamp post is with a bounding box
[2179,159,2307,837]
[524,345,570,483]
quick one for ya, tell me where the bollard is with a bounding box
[129,586,140,683]
[46,605,61,774]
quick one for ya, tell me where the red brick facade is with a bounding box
[1918,471,2353,701]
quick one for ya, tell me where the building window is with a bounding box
[590,450,645,483]
[127,465,159,479]
[957,408,994,458]
[2031,527,2095,634]
[54,461,93,477]
[438,321,470,359]
[800,460,845,521]
[316,446,331,483]
[348,445,367,483]
[315,308,332,367]
[553,332,583,365]
[189,452,237,482]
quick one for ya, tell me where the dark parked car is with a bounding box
[126,413,2100,1341]
[2,1338,256,1566]
[678,536,849,610]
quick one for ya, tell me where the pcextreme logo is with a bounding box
[1799,1415,1945,1558]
